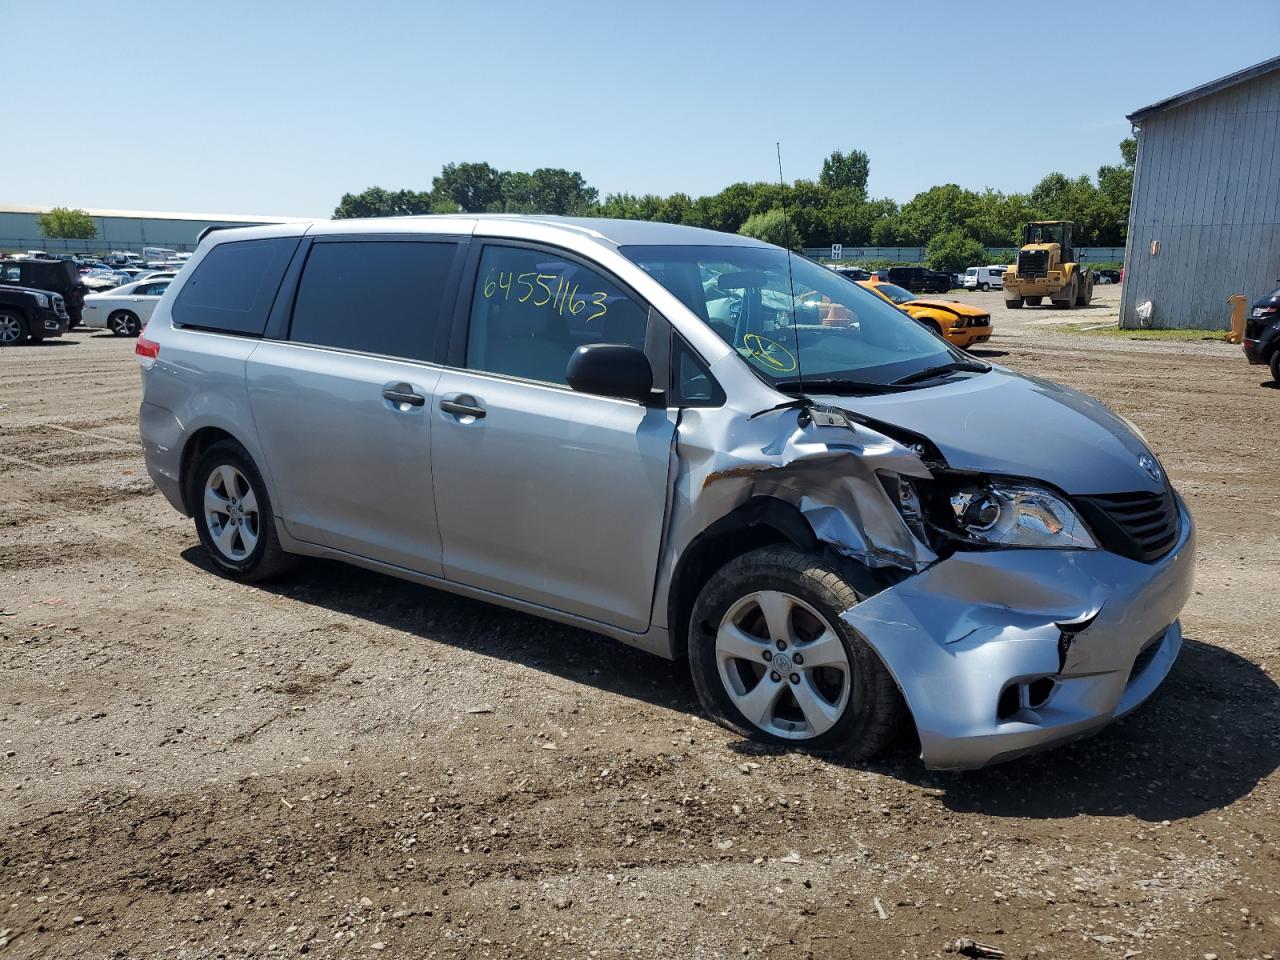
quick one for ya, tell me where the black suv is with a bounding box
[887,266,952,293]
[0,259,87,326]
[0,285,70,345]
[1243,284,1280,381]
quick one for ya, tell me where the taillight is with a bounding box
[135,334,160,369]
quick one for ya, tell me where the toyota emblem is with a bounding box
[1139,455,1162,483]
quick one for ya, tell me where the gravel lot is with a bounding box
[2,291,1278,960]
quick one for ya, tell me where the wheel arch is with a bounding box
[178,426,243,515]
[667,497,825,661]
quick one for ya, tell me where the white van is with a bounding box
[964,266,1006,291]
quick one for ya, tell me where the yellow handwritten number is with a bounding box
[585,291,608,323]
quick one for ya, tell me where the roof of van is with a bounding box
[205,215,770,249]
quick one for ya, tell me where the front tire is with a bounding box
[1006,297,1024,309]
[688,546,906,759]
[188,439,295,582]
[979,282,989,292]
[108,310,141,337]
[1025,295,1043,306]
[0,310,28,346]
[1270,349,1280,383]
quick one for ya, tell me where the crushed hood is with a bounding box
[816,368,1162,496]
[907,299,989,318]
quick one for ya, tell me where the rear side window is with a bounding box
[288,240,458,361]
[172,237,298,336]
[465,244,649,385]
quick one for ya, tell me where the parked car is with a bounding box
[134,269,179,283]
[1242,282,1280,381]
[963,266,1007,292]
[84,277,171,336]
[832,266,870,281]
[0,258,87,327]
[887,266,951,294]
[868,269,892,282]
[136,217,1193,771]
[858,280,993,348]
[82,267,133,290]
[1094,269,1122,284]
[0,285,69,345]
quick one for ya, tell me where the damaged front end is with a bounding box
[660,387,1195,771]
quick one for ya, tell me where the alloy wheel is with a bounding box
[203,465,260,561]
[0,315,21,344]
[715,590,852,740]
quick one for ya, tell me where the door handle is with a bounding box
[382,387,425,407]
[439,397,486,419]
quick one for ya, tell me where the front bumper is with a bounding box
[843,501,1195,769]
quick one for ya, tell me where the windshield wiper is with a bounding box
[889,360,990,386]
[772,376,901,395]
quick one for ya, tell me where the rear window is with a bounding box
[172,237,299,336]
[288,240,458,361]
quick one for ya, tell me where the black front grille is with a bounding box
[52,295,68,319]
[1017,249,1048,278]
[1075,488,1180,563]
[1245,314,1275,339]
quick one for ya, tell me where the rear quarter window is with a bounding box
[172,237,299,336]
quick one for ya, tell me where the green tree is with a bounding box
[499,168,598,215]
[431,162,506,212]
[819,149,870,197]
[597,192,663,220]
[895,184,984,246]
[924,227,987,273]
[332,187,434,219]
[738,208,802,250]
[36,207,97,240]
[655,192,696,225]
[1119,136,1137,168]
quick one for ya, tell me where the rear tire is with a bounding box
[108,310,141,337]
[1025,295,1043,306]
[688,545,906,760]
[188,439,295,582]
[1005,298,1023,309]
[0,310,28,346]
[1270,349,1280,383]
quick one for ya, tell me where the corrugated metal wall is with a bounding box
[0,211,276,255]
[1121,67,1280,329]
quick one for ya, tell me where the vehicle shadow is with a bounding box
[23,339,77,347]
[180,549,702,715]
[185,549,1278,821]
[967,348,1009,359]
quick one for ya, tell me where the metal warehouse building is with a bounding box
[1120,55,1280,329]
[0,204,309,256]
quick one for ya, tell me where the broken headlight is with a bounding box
[948,482,1096,549]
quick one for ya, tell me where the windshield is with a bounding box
[868,282,915,305]
[622,244,962,391]
[1025,223,1066,246]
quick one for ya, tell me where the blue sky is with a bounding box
[9,1,1279,216]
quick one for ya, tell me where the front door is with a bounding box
[430,242,676,632]
[247,237,461,575]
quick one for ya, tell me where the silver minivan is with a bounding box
[137,216,1194,770]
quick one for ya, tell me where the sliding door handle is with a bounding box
[439,397,486,419]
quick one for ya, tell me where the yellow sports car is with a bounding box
[857,280,993,349]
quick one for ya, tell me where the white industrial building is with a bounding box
[0,204,309,257]
[1121,55,1280,329]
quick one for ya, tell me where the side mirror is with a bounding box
[565,343,654,403]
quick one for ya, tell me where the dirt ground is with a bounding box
[2,290,1278,960]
